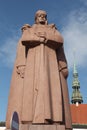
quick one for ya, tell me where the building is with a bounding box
[70,60,87,130]
[71,104,87,129]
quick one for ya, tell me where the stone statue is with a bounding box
[6,10,72,130]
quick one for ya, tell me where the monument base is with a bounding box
[6,124,66,130]
[19,124,65,130]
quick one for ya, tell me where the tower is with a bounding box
[71,61,83,104]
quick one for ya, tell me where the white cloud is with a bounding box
[62,9,87,69]
[0,36,19,68]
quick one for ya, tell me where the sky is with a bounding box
[0,0,87,122]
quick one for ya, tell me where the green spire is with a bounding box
[71,61,83,104]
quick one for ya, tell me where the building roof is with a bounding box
[70,104,87,125]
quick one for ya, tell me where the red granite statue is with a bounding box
[6,10,72,130]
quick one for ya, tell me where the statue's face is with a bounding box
[36,13,47,24]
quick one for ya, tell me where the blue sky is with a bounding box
[0,0,87,122]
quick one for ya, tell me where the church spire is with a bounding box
[71,53,83,104]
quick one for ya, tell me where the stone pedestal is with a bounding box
[6,124,68,130]
[19,124,65,130]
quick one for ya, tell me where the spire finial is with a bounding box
[71,50,83,104]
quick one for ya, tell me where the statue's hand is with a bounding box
[35,32,47,43]
[16,65,25,78]
[39,37,46,43]
[61,68,68,79]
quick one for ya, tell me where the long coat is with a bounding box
[6,24,72,129]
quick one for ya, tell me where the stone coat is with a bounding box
[6,24,72,129]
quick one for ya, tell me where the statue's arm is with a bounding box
[15,39,26,78]
[21,24,43,47]
[44,24,63,49]
[56,46,68,78]
[54,29,64,44]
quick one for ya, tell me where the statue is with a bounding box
[6,10,72,130]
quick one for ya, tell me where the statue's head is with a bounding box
[35,10,48,25]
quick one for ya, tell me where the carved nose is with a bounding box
[41,15,44,18]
